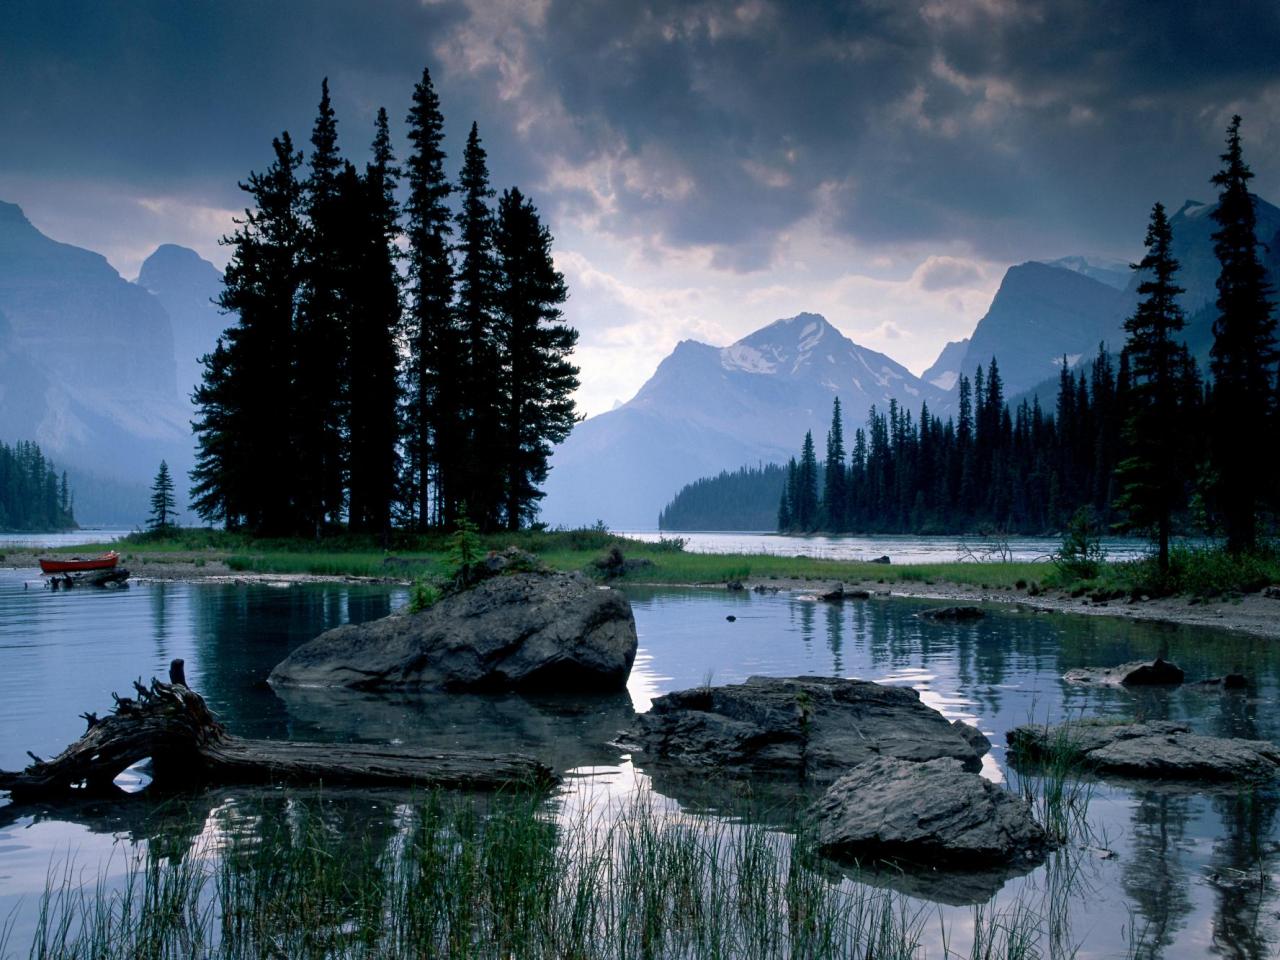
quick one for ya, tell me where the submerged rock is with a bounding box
[1188,674,1249,690]
[920,605,986,622]
[627,676,988,782]
[1007,718,1280,782]
[812,756,1048,867]
[1063,658,1184,686]
[270,572,637,693]
[818,583,846,602]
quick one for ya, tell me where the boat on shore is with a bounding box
[38,551,120,575]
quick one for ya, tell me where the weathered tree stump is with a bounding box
[0,660,555,802]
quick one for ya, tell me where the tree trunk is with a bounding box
[0,661,554,803]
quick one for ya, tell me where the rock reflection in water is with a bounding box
[272,684,638,777]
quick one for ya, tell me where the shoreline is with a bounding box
[721,575,1280,642]
[6,549,1278,641]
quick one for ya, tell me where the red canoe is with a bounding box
[39,551,120,575]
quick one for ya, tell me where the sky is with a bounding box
[2,0,1278,417]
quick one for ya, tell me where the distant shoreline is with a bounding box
[5,545,1277,643]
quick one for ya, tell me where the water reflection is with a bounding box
[2,573,1280,957]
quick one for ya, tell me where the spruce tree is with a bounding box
[493,187,579,529]
[148,460,178,531]
[796,431,819,530]
[403,66,456,530]
[196,132,306,532]
[822,397,847,530]
[454,122,503,529]
[1115,202,1188,570]
[1208,116,1278,552]
[345,110,403,537]
[295,78,348,536]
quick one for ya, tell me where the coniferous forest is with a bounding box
[191,69,579,536]
[666,118,1279,554]
[0,440,76,532]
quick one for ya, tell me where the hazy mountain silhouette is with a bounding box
[136,243,227,405]
[0,201,194,522]
[540,313,950,528]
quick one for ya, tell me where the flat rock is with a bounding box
[919,605,986,622]
[1063,658,1184,686]
[811,757,1048,867]
[1007,718,1280,782]
[628,676,988,782]
[270,572,637,692]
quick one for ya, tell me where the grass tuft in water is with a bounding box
[21,791,932,960]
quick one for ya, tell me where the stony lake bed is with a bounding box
[1,565,1279,956]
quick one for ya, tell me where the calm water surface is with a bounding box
[0,567,1277,957]
[621,530,1161,563]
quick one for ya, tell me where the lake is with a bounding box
[621,530,1160,563]
[0,567,1276,956]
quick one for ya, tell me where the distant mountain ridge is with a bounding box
[0,200,225,522]
[540,313,950,528]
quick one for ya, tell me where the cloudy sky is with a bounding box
[3,0,1277,415]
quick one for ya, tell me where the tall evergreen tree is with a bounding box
[454,122,503,529]
[403,66,456,530]
[493,187,579,529]
[1115,203,1188,570]
[195,132,306,532]
[795,431,820,530]
[148,461,178,531]
[822,397,847,530]
[1208,116,1278,552]
[295,78,349,536]
[345,110,403,537]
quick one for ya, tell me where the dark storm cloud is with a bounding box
[2,0,1279,269]
[512,0,1280,263]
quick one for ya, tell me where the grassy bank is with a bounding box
[48,527,1280,600]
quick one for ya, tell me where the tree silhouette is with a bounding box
[148,460,178,531]
[1208,115,1278,553]
[1115,202,1190,571]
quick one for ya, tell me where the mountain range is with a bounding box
[542,194,1280,529]
[4,192,1277,530]
[0,202,226,523]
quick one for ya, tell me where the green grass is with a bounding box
[51,526,1280,600]
[22,791,932,960]
[1044,542,1280,600]
[13,787,1111,960]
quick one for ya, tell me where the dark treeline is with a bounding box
[776,116,1278,558]
[192,69,579,536]
[0,440,76,531]
[659,463,788,530]
[777,347,1164,535]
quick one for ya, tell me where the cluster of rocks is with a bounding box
[264,569,1278,897]
[626,675,1049,877]
[1064,657,1247,690]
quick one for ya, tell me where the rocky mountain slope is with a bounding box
[540,313,949,528]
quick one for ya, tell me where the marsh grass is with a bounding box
[19,791,931,960]
[1010,718,1097,849]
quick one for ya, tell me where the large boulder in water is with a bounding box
[812,756,1048,867]
[627,676,989,782]
[1008,718,1280,782]
[269,572,637,692]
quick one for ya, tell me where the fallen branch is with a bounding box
[0,659,554,802]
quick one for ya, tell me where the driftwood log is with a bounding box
[0,659,555,802]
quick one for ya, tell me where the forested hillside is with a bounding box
[0,440,76,531]
[658,464,786,531]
